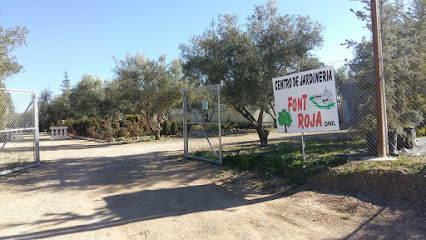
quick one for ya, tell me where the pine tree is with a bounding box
[59,70,72,119]
[61,70,71,92]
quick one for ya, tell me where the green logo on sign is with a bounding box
[278,109,292,127]
[309,87,336,109]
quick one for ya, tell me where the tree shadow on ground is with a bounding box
[0,184,285,240]
[340,206,425,240]
[303,175,425,239]
[1,151,215,192]
[1,134,424,239]
[1,137,142,153]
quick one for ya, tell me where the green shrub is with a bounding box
[125,120,143,137]
[65,118,76,132]
[88,118,101,130]
[101,120,108,129]
[235,122,253,129]
[171,120,178,135]
[140,119,150,132]
[417,125,426,136]
[125,115,139,121]
[115,127,129,138]
[112,121,121,129]
[104,128,114,139]
[72,119,90,136]
[87,126,96,138]
[62,117,151,139]
[96,130,106,140]
[161,120,170,135]
[399,110,423,127]
[190,124,217,133]
[222,121,236,132]
[224,154,258,171]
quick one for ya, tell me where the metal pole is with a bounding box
[371,0,387,157]
[296,66,306,162]
[217,84,222,164]
[301,132,306,162]
[33,92,40,164]
[183,91,188,156]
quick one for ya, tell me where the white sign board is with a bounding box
[202,101,208,110]
[272,66,340,133]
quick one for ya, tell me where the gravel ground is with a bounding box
[0,134,424,239]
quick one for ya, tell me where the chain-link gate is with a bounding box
[183,85,222,164]
[0,89,40,175]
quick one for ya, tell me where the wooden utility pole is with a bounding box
[371,0,387,157]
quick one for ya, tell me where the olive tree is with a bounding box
[38,88,54,131]
[69,75,106,119]
[113,53,185,140]
[0,15,27,129]
[180,0,323,146]
[0,17,27,85]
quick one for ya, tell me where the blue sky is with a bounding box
[2,0,370,96]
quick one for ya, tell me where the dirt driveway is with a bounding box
[0,135,424,239]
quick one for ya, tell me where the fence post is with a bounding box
[183,91,188,155]
[371,0,387,157]
[217,84,222,164]
[33,92,40,164]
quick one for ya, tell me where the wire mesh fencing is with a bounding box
[181,63,425,166]
[381,70,425,156]
[208,64,367,163]
[339,71,386,159]
[339,63,425,159]
[183,85,222,163]
[0,89,40,175]
[177,47,425,169]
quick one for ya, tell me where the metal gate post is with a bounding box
[33,92,40,164]
[182,84,222,163]
[0,89,40,175]
[183,91,188,156]
[217,84,222,164]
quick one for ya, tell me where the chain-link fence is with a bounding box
[338,63,425,159]
[183,85,222,163]
[339,65,387,159]
[211,64,370,164]
[178,62,424,165]
[0,89,40,175]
